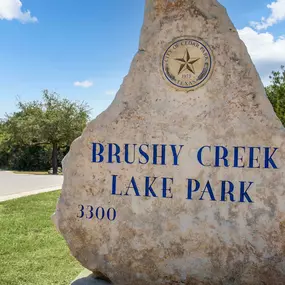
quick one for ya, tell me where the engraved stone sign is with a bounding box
[54,0,285,284]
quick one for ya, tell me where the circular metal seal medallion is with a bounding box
[162,37,214,91]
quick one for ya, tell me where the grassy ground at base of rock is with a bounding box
[13,171,63,175]
[13,171,50,175]
[0,191,82,285]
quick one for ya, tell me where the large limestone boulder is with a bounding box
[54,0,285,284]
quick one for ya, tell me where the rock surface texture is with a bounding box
[54,0,285,284]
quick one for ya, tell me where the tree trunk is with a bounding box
[52,143,58,175]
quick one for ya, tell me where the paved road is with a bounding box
[0,171,63,202]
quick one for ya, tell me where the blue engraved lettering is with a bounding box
[162,177,174,198]
[264,147,278,169]
[170,145,184,166]
[197,146,211,167]
[125,177,140,196]
[153,144,167,165]
[92,143,104,163]
[239,181,254,203]
[249,147,261,168]
[187,179,200,200]
[125,144,137,164]
[108,143,121,163]
[214,146,229,167]
[221,181,235,202]
[107,208,117,221]
[139,144,149,164]
[111,175,122,196]
[199,181,216,201]
[145,177,158,197]
[233,146,245,168]
[96,207,105,220]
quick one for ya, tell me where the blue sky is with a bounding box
[0,0,285,119]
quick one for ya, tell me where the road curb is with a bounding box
[0,186,61,202]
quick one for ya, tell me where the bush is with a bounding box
[0,144,68,171]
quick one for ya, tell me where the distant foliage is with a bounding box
[266,66,285,127]
[1,90,90,173]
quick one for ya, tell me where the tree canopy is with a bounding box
[266,65,285,127]
[3,90,90,174]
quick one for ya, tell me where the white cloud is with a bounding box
[105,90,117,96]
[238,27,285,85]
[74,80,93,88]
[0,0,37,23]
[250,0,285,30]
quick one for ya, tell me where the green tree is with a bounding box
[266,65,285,127]
[5,90,90,174]
[0,120,10,169]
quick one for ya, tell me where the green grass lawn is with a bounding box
[0,191,83,285]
